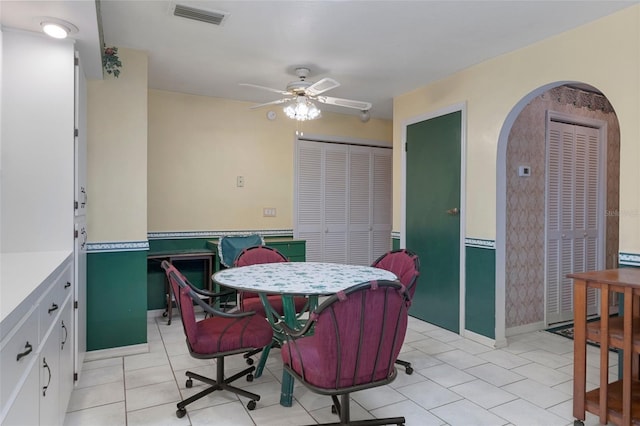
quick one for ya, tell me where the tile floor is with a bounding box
[64,314,617,426]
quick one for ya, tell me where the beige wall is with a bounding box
[147,89,392,232]
[87,48,148,242]
[394,5,640,254]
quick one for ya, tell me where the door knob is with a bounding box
[446,207,459,216]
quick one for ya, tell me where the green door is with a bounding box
[406,111,461,332]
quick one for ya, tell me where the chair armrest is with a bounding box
[279,319,315,338]
[189,288,256,319]
[188,284,234,299]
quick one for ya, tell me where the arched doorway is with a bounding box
[495,82,620,344]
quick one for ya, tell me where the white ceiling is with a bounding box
[2,1,637,119]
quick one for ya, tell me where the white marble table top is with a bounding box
[213,262,398,295]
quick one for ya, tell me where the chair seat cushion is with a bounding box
[191,314,273,355]
[243,295,307,317]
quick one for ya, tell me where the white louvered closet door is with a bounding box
[295,140,348,263]
[348,146,373,265]
[371,147,393,262]
[295,139,392,264]
[546,119,601,325]
[296,141,324,262]
[323,144,349,263]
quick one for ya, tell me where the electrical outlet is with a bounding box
[236,176,244,187]
[263,208,276,217]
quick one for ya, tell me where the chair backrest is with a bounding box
[233,245,288,300]
[285,280,409,390]
[218,234,265,267]
[371,249,420,297]
[162,261,199,347]
[233,245,288,267]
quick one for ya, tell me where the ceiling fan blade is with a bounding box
[239,83,290,95]
[305,78,340,96]
[249,98,290,109]
[317,96,372,111]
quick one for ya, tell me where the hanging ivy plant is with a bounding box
[103,46,122,78]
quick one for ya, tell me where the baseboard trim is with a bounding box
[462,329,500,348]
[85,343,149,361]
[506,321,546,337]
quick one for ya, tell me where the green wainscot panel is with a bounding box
[87,251,147,350]
[465,246,495,339]
[147,258,210,310]
[147,238,216,310]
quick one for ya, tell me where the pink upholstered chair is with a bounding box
[161,261,273,417]
[281,280,410,426]
[233,245,308,365]
[372,249,420,374]
[233,245,308,316]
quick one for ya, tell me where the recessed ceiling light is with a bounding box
[39,18,78,39]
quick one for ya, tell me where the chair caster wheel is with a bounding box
[162,311,168,317]
[331,405,337,414]
[246,358,254,365]
[405,366,414,375]
[247,400,257,410]
[574,421,584,426]
[246,374,254,382]
[176,408,186,418]
[186,379,193,388]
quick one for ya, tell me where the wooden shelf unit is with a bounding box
[570,268,640,426]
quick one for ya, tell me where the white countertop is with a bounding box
[1,250,72,326]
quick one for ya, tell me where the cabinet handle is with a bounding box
[81,228,87,250]
[48,303,59,314]
[61,320,68,350]
[65,281,71,289]
[42,358,52,396]
[80,187,87,208]
[16,341,33,361]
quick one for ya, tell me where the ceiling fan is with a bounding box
[239,67,372,120]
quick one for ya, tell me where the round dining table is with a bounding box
[212,261,398,407]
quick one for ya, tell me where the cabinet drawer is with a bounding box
[0,307,39,410]
[1,361,39,426]
[38,265,72,342]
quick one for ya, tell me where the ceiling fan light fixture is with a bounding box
[284,96,321,121]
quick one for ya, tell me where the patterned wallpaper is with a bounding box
[505,85,620,329]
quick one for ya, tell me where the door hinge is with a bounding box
[74,229,78,239]
[74,200,78,209]
[74,300,78,309]
[74,372,78,381]
[405,143,408,152]
[74,57,79,66]
[74,128,79,137]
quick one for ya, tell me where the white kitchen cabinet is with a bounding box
[1,366,39,426]
[0,255,73,426]
[1,27,88,426]
[58,299,74,425]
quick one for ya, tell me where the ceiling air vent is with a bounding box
[173,4,228,25]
